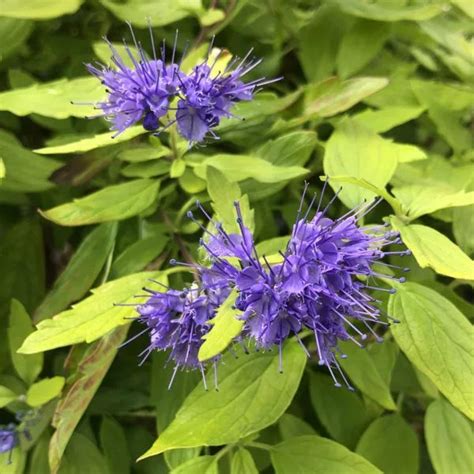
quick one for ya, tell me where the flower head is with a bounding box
[135,267,232,389]
[86,25,182,136]
[175,52,278,143]
[85,24,278,143]
[195,183,409,387]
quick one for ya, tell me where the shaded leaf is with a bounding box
[271,435,381,474]
[356,415,419,474]
[35,223,117,321]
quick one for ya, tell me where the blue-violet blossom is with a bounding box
[85,24,276,143]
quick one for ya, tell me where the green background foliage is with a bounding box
[0,0,472,473]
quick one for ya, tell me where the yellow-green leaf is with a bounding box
[389,283,474,419]
[26,376,65,407]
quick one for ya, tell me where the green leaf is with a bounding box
[19,271,166,354]
[351,106,425,133]
[339,341,396,410]
[425,399,474,474]
[231,448,258,474]
[271,435,381,474]
[278,414,317,440]
[0,18,33,59]
[58,432,109,474]
[26,376,65,407]
[35,223,117,321]
[392,185,474,219]
[111,235,167,279]
[8,300,43,385]
[0,0,83,19]
[389,282,474,419]
[139,341,306,459]
[198,289,243,362]
[0,77,103,119]
[337,20,391,78]
[391,217,474,280]
[0,219,45,315]
[206,166,254,234]
[298,5,351,82]
[34,127,146,155]
[0,446,26,473]
[324,120,404,208]
[170,455,218,474]
[0,385,17,407]
[356,415,419,474]
[306,77,389,118]
[0,134,60,192]
[200,8,225,26]
[330,0,444,21]
[99,0,203,26]
[50,326,128,473]
[194,155,307,184]
[100,417,131,474]
[121,160,171,178]
[453,205,474,255]
[41,179,160,226]
[309,372,373,449]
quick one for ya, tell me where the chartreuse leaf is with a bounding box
[0,133,60,192]
[309,373,374,449]
[100,417,131,474]
[41,179,160,226]
[337,19,391,79]
[19,271,166,354]
[453,204,474,255]
[0,446,25,473]
[0,77,103,119]
[351,106,425,133]
[8,300,43,385]
[170,455,218,474]
[231,448,258,474]
[49,326,130,473]
[392,185,474,219]
[425,399,474,474]
[356,415,419,474]
[206,166,255,234]
[391,217,474,280]
[271,435,381,474]
[0,0,83,19]
[99,0,203,27]
[0,385,17,407]
[198,289,243,362]
[324,120,415,208]
[329,0,444,21]
[389,283,474,419]
[194,155,308,184]
[34,126,146,155]
[339,341,396,410]
[305,77,388,118]
[139,341,306,459]
[26,376,65,407]
[35,223,117,321]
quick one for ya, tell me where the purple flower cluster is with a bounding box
[0,425,18,464]
[133,184,409,389]
[86,24,276,144]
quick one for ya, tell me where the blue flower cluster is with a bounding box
[134,185,409,389]
[0,425,18,464]
[86,25,275,144]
